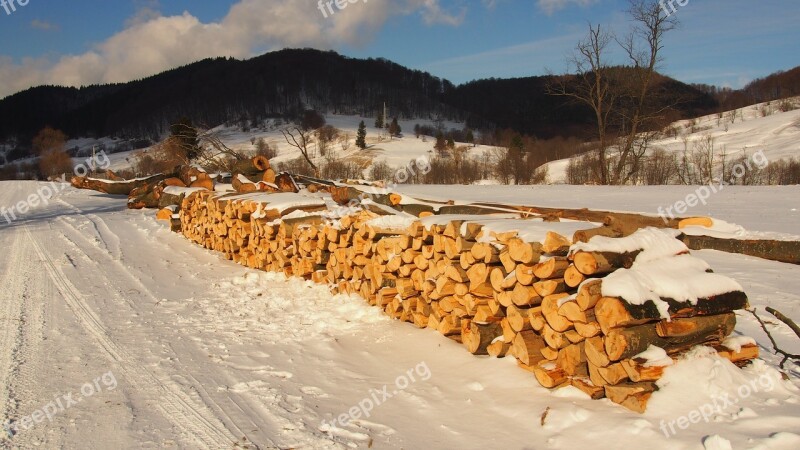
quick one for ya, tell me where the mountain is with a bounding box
[0,49,722,155]
[0,49,459,145]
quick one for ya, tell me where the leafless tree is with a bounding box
[255,138,277,159]
[549,0,678,185]
[610,0,678,184]
[280,126,319,176]
[639,148,677,185]
[548,24,616,184]
[316,125,340,157]
[339,132,352,152]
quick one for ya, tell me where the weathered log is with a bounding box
[573,226,622,244]
[680,234,800,265]
[595,293,748,334]
[71,173,169,196]
[471,202,682,231]
[604,313,736,361]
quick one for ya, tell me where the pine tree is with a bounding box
[447,137,455,149]
[356,121,367,149]
[510,135,524,153]
[466,129,475,146]
[389,117,401,138]
[434,131,447,154]
[374,112,384,129]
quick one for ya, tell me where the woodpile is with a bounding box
[69,158,764,412]
[174,192,758,413]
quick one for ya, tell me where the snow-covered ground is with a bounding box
[397,184,800,240]
[1,180,799,449]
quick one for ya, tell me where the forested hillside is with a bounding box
[4,49,793,159]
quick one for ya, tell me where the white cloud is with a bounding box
[30,19,59,31]
[537,0,599,15]
[0,0,472,99]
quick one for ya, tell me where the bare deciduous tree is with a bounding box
[549,24,616,184]
[280,126,319,176]
[549,0,678,185]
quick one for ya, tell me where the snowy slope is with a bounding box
[1,180,799,449]
[63,115,493,178]
[544,98,800,183]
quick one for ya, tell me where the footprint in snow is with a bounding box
[466,382,484,391]
[350,419,396,437]
[300,386,329,398]
[261,370,293,379]
[278,394,304,414]
[227,380,270,393]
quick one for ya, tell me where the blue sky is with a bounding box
[0,0,797,98]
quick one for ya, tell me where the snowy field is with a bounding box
[397,185,800,240]
[0,180,799,449]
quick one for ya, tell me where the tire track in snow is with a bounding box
[0,229,25,436]
[24,226,240,449]
[85,213,122,261]
[51,210,275,448]
[55,199,121,261]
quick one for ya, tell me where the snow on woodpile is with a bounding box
[172,190,760,414]
[570,227,746,319]
[163,186,208,196]
[601,254,744,318]
[571,227,688,263]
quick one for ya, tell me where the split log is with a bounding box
[604,382,657,413]
[533,257,570,280]
[462,320,502,355]
[556,342,588,376]
[541,293,572,332]
[542,232,571,255]
[570,378,605,399]
[513,330,546,366]
[563,265,586,288]
[531,362,569,388]
[507,238,542,264]
[572,251,639,276]
[576,279,602,310]
[584,336,611,368]
[487,339,512,358]
[619,359,667,382]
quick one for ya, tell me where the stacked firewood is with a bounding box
[174,190,758,412]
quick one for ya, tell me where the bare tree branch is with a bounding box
[748,308,800,370]
[280,126,319,176]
